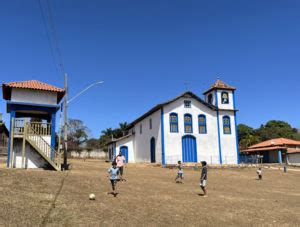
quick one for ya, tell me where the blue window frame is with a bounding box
[184,100,191,108]
[221,92,229,104]
[223,116,231,134]
[198,114,207,134]
[184,114,193,133]
[169,113,178,133]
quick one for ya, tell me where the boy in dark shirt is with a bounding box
[200,161,208,197]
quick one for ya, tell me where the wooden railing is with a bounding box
[14,119,25,135]
[25,123,61,170]
[14,120,51,136]
[28,122,51,136]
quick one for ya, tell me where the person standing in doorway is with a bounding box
[200,161,208,197]
[116,151,126,181]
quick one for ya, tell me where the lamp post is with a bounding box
[62,74,103,170]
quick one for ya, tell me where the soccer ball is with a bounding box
[89,193,96,200]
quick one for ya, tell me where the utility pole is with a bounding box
[63,73,68,170]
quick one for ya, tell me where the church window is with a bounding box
[198,114,207,134]
[149,118,152,130]
[184,100,191,108]
[208,94,213,105]
[184,114,193,133]
[221,92,229,104]
[170,113,178,133]
[223,116,231,134]
[140,124,142,134]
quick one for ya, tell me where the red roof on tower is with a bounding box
[203,79,236,94]
[2,80,65,103]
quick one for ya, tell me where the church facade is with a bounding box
[108,80,239,165]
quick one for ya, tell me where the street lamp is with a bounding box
[62,74,103,170]
[67,81,104,104]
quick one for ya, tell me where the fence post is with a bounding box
[9,118,15,168]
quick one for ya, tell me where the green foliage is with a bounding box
[238,120,300,150]
[256,120,300,141]
[67,119,90,150]
[97,122,129,152]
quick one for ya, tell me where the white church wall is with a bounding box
[11,88,58,105]
[218,110,238,164]
[134,109,162,163]
[163,97,220,164]
[116,135,135,163]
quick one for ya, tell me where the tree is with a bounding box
[86,138,101,150]
[237,124,261,150]
[256,120,300,141]
[119,122,128,136]
[237,124,255,142]
[67,119,90,150]
[237,121,300,150]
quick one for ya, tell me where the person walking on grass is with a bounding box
[107,161,120,197]
[116,151,126,181]
[175,161,184,183]
[200,161,208,197]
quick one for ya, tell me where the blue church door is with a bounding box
[120,146,128,163]
[182,135,197,162]
[150,137,156,163]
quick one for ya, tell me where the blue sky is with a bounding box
[0,0,300,137]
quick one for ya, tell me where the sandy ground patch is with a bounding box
[0,158,299,226]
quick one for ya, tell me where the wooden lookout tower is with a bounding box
[2,80,65,170]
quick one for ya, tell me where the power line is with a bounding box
[45,0,65,76]
[38,0,60,75]
[38,0,66,77]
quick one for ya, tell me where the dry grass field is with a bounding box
[0,158,299,226]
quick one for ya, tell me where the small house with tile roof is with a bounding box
[241,138,300,164]
[108,80,239,165]
[2,80,65,170]
[0,114,9,156]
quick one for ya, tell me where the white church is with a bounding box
[108,80,239,165]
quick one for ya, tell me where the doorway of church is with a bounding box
[182,135,197,162]
[150,137,156,163]
[120,146,128,163]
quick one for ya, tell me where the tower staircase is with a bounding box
[11,120,62,171]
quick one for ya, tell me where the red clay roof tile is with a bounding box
[249,138,300,149]
[2,80,65,103]
[203,79,236,94]
[4,80,64,92]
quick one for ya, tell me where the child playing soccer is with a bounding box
[175,161,184,183]
[200,161,208,197]
[116,151,126,181]
[107,161,120,197]
[257,167,262,180]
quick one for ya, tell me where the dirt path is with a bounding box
[0,159,299,226]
